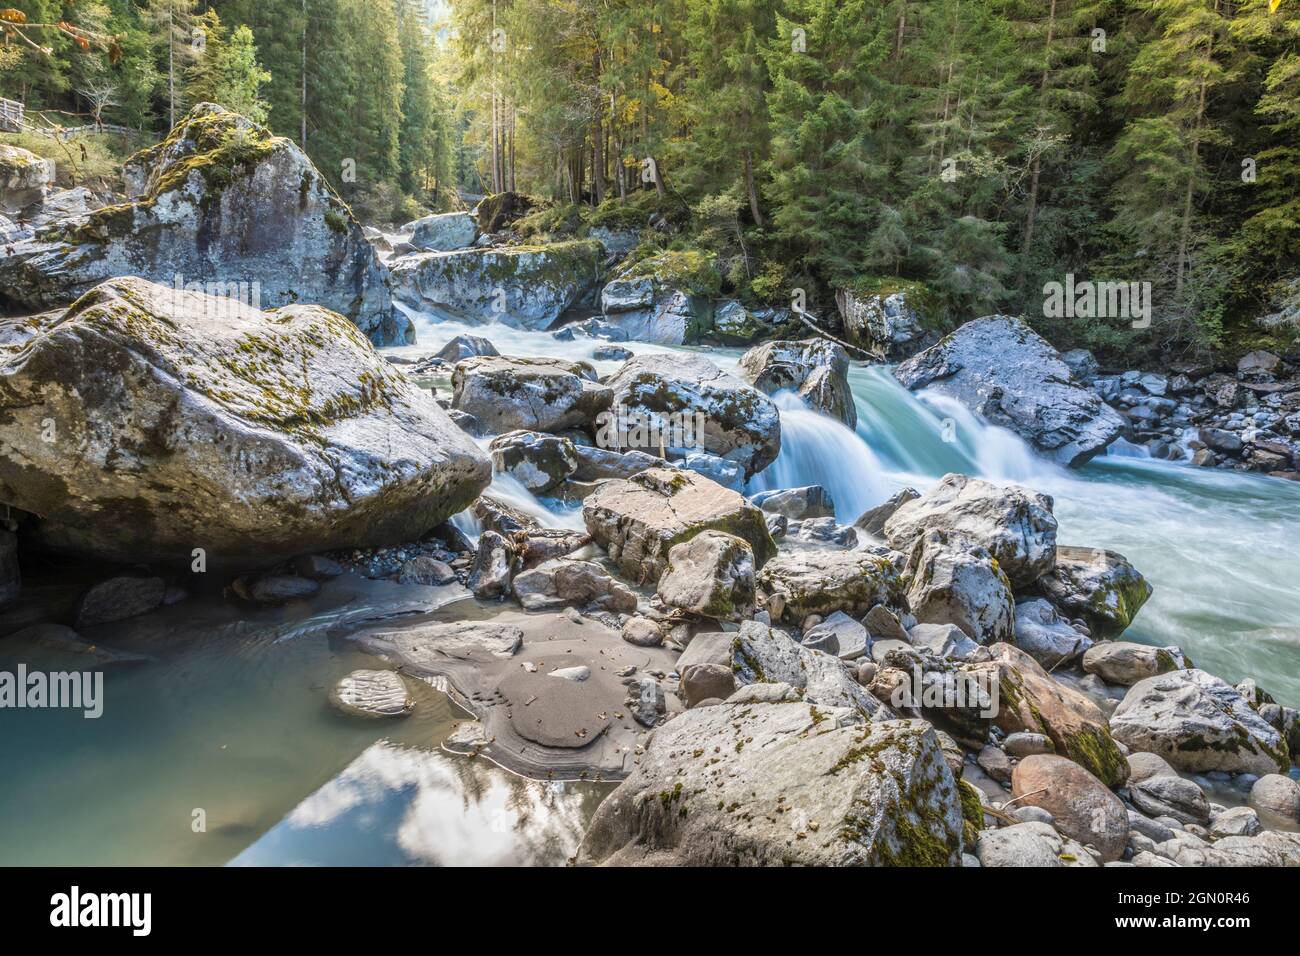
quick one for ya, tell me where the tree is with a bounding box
[185,10,270,123]
[142,0,197,128]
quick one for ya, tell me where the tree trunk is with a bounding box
[1176,78,1208,298]
[1019,0,1057,271]
[743,148,763,227]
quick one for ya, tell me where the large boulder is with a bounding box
[756,548,904,626]
[604,353,781,479]
[737,339,857,429]
[894,316,1126,465]
[0,144,55,213]
[884,473,1057,588]
[582,468,775,585]
[0,105,401,344]
[452,355,611,434]
[655,530,756,621]
[969,643,1129,786]
[1013,598,1093,668]
[1010,754,1129,862]
[903,531,1015,645]
[1109,669,1291,775]
[389,240,603,329]
[577,705,964,866]
[0,277,490,568]
[835,287,929,359]
[488,431,578,493]
[408,211,477,251]
[1036,546,1152,640]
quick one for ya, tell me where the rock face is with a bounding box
[408,212,477,251]
[884,474,1057,588]
[903,531,1015,645]
[0,105,401,344]
[0,144,55,213]
[389,240,602,329]
[604,353,781,479]
[577,705,964,866]
[1109,669,1290,775]
[1037,546,1152,640]
[0,277,490,567]
[582,468,775,584]
[655,530,756,621]
[1010,754,1129,862]
[756,548,904,625]
[894,316,1126,465]
[452,355,611,434]
[737,339,857,429]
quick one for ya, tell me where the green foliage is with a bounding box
[185,11,271,123]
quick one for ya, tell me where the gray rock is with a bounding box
[0,277,489,568]
[1249,774,1300,822]
[854,487,921,538]
[435,333,499,362]
[549,665,591,682]
[751,485,836,521]
[786,516,858,548]
[511,558,636,613]
[293,554,345,580]
[489,431,579,493]
[1039,546,1152,640]
[468,530,516,599]
[903,531,1015,645]
[621,616,665,648]
[801,610,870,661]
[1127,810,1177,844]
[1004,731,1055,758]
[571,445,661,482]
[247,574,319,605]
[976,822,1101,867]
[409,211,478,251]
[578,706,963,866]
[655,530,756,621]
[592,344,633,361]
[885,473,1057,588]
[74,575,166,628]
[907,622,981,661]
[894,315,1125,465]
[1210,806,1262,838]
[864,603,911,642]
[733,620,888,717]
[1130,775,1211,825]
[329,669,414,718]
[1013,597,1092,668]
[977,744,1013,784]
[397,556,457,586]
[680,662,736,708]
[0,144,54,213]
[835,288,926,359]
[711,299,772,344]
[726,681,802,705]
[1082,641,1182,686]
[453,355,611,434]
[631,678,666,727]
[1126,751,1178,783]
[738,339,857,428]
[758,547,904,626]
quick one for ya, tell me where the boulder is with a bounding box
[971,643,1129,786]
[737,339,857,428]
[621,616,665,647]
[836,287,928,359]
[467,530,517,599]
[732,620,887,716]
[570,445,661,482]
[976,821,1101,867]
[854,487,921,537]
[712,299,772,344]
[435,334,499,362]
[474,190,537,232]
[603,353,781,479]
[600,283,699,344]
[408,211,477,251]
[1013,598,1092,668]
[751,485,835,521]
[0,105,400,343]
[390,240,603,329]
[903,531,1015,645]
[1126,751,1178,783]
[74,575,166,628]
[329,669,414,718]
[577,706,964,866]
[1010,754,1128,861]
[884,474,1057,588]
[488,431,578,493]
[245,574,319,605]
[655,530,756,621]
[397,555,456,586]
[582,468,775,585]
[1130,775,1211,826]
[1210,806,1262,839]
[801,611,870,661]
[1082,641,1183,686]
[894,315,1125,465]
[680,663,736,707]
[1037,546,1152,640]
[0,144,54,213]
[906,622,981,662]
[1249,774,1300,822]
[756,548,904,626]
[510,558,636,613]
[0,277,489,568]
[452,355,611,434]
[1109,669,1290,776]
[1164,830,1300,867]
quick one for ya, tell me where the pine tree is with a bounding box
[185,10,271,123]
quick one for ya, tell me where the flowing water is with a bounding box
[3,307,1298,865]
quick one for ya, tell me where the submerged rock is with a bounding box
[74,575,165,628]
[390,240,603,329]
[0,105,400,343]
[894,316,1126,465]
[329,670,415,718]
[577,706,963,866]
[0,277,490,568]
[738,339,857,428]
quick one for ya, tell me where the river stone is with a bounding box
[1109,669,1290,776]
[468,530,517,599]
[604,352,781,480]
[582,468,775,585]
[408,211,477,251]
[73,575,166,628]
[751,485,835,521]
[0,144,55,213]
[0,529,17,609]
[1011,754,1128,861]
[737,339,857,429]
[489,431,579,493]
[1249,774,1300,822]
[894,315,1126,465]
[329,670,414,718]
[1167,830,1300,867]
[757,548,904,626]
[976,821,1101,868]
[864,604,911,642]
[732,620,887,716]
[1082,641,1182,686]
[1130,774,1211,825]
[680,662,736,708]
[452,355,611,434]
[578,706,963,866]
[571,445,661,481]
[359,620,523,664]
[801,611,870,661]
[435,333,498,362]
[621,616,664,647]
[1038,546,1152,639]
[854,488,921,538]
[903,531,1014,645]
[1,106,399,342]
[1004,732,1055,758]
[656,530,756,621]
[1127,751,1178,783]
[1013,598,1092,668]
[906,623,981,661]
[397,555,456,586]
[0,276,489,568]
[1210,806,1262,838]
[968,642,1129,787]
[884,473,1057,588]
[390,239,603,329]
[510,558,636,613]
